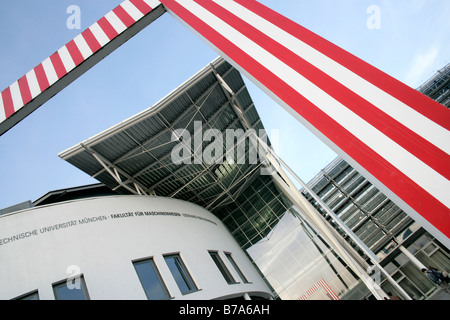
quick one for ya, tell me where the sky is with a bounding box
[0,0,449,210]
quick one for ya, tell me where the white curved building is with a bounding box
[0,195,273,300]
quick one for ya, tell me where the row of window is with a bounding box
[13,250,249,300]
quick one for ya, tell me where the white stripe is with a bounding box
[175,0,450,208]
[41,57,59,85]
[105,11,127,34]
[73,34,93,60]
[319,279,335,298]
[9,81,24,112]
[121,0,144,21]
[58,46,76,73]
[143,0,161,9]
[213,0,450,155]
[89,22,110,47]
[0,93,6,122]
[26,69,41,99]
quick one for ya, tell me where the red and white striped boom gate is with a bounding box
[1,0,449,247]
[0,0,165,135]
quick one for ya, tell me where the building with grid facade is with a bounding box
[303,157,450,299]
[301,64,450,299]
[417,63,450,108]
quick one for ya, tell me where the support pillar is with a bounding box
[399,246,427,270]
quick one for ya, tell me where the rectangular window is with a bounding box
[164,254,198,295]
[13,290,39,300]
[209,251,236,284]
[133,258,171,300]
[53,275,90,300]
[225,252,249,283]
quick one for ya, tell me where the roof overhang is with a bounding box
[59,57,290,248]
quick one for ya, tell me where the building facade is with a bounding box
[303,157,450,300]
[300,64,450,300]
[1,58,448,301]
[417,63,450,108]
[0,195,273,300]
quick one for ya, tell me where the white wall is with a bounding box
[0,195,272,300]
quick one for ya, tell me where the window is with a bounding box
[53,275,90,300]
[164,254,198,294]
[133,258,171,300]
[13,291,39,300]
[209,251,236,284]
[225,252,249,283]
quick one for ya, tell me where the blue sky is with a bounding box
[0,0,449,209]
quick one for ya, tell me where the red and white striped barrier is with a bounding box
[159,0,450,247]
[0,0,164,135]
[298,278,340,300]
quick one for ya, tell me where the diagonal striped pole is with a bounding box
[0,0,165,136]
[159,0,450,248]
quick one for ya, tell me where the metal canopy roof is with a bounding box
[59,57,291,249]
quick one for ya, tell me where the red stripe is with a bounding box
[114,5,136,28]
[82,28,102,54]
[236,0,450,131]
[34,63,50,92]
[66,40,84,66]
[49,52,67,79]
[129,0,153,14]
[1,88,15,118]
[159,0,450,238]
[97,16,119,40]
[195,0,450,180]
[319,279,339,300]
[18,75,33,105]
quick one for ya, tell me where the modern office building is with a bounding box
[0,194,273,300]
[0,57,291,300]
[303,157,450,300]
[417,63,450,108]
[301,63,450,300]
[1,57,448,300]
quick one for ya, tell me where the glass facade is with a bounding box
[57,56,450,300]
[379,232,450,300]
[303,158,412,254]
[247,209,359,300]
[302,158,450,300]
[215,175,291,250]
